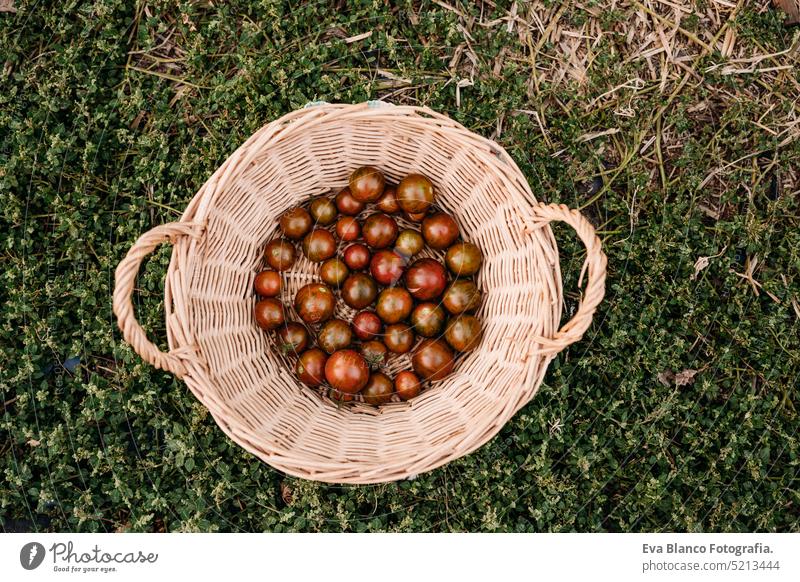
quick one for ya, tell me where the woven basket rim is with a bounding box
[112,102,607,484]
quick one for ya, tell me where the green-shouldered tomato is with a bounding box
[341,273,378,310]
[349,166,386,203]
[411,338,454,381]
[362,372,393,405]
[280,207,313,239]
[265,239,297,271]
[397,174,435,214]
[294,283,335,325]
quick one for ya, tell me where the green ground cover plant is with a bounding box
[1,0,798,532]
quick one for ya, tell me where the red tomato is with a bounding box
[410,302,446,338]
[444,314,482,353]
[404,210,427,222]
[397,174,435,214]
[254,298,285,330]
[309,197,337,226]
[442,280,481,314]
[362,372,394,405]
[370,250,405,286]
[384,323,415,354]
[265,239,297,271]
[319,258,349,287]
[254,270,281,297]
[395,371,421,401]
[335,216,361,242]
[294,283,335,325]
[324,349,370,394]
[421,213,460,250]
[363,213,399,249]
[405,258,448,300]
[335,187,365,216]
[411,338,454,381]
[343,243,371,271]
[302,229,336,262]
[394,229,424,259]
[445,241,482,276]
[360,340,388,369]
[341,273,378,310]
[376,185,400,214]
[280,207,313,240]
[318,319,353,354]
[349,166,386,203]
[276,322,309,355]
[352,311,382,341]
[296,348,327,386]
[376,287,413,324]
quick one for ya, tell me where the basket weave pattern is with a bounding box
[113,103,607,484]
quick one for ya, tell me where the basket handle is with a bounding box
[113,222,204,378]
[523,203,607,356]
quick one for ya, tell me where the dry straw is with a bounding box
[113,102,607,484]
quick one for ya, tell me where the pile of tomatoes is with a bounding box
[252,167,483,405]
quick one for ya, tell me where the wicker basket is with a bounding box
[113,102,607,484]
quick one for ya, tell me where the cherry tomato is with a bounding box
[411,338,454,381]
[343,243,371,271]
[335,188,365,216]
[376,185,400,214]
[443,280,481,314]
[318,319,353,354]
[254,270,281,297]
[349,166,386,203]
[360,340,388,369]
[384,323,415,354]
[397,174,435,214]
[394,229,424,259]
[341,273,378,309]
[363,213,398,249]
[302,228,336,262]
[276,322,309,355]
[445,241,482,277]
[335,216,361,242]
[376,287,413,324]
[352,311,382,341]
[405,258,448,300]
[362,372,393,405]
[410,302,446,338]
[294,283,335,325]
[324,349,370,394]
[422,212,460,250]
[310,197,337,226]
[319,257,349,287]
[445,314,482,353]
[280,207,312,239]
[254,298,285,330]
[296,348,327,386]
[395,371,421,401]
[265,239,296,271]
[370,250,405,286]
